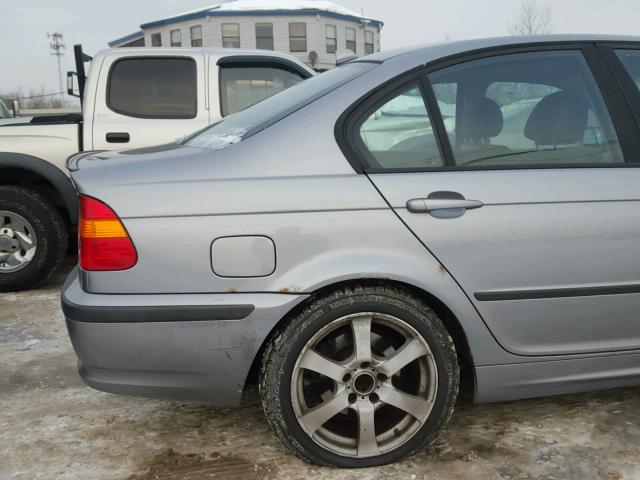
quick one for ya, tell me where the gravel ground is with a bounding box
[1,262,640,480]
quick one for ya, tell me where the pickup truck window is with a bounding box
[185,61,375,150]
[220,66,305,117]
[107,57,197,119]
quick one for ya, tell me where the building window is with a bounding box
[326,24,337,53]
[222,23,240,48]
[170,29,182,47]
[365,30,374,55]
[151,33,162,47]
[256,23,273,50]
[190,25,203,47]
[289,22,307,52]
[346,28,356,53]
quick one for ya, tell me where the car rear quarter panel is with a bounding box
[68,57,522,370]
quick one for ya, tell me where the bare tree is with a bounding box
[510,0,553,35]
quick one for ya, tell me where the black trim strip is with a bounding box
[62,297,255,323]
[216,55,314,79]
[475,284,640,301]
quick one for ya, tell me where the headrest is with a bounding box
[461,97,503,141]
[524,91,589,146]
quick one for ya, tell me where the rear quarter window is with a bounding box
[107,57,197,119]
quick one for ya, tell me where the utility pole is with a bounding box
[47,32,66,100]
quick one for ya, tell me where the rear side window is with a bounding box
[356,82,443,169]
[108,58,197,119]
[219,66,305,116]
[616,50,640,91]
[429,51,624,167]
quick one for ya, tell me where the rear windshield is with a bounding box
[184,62,375,150]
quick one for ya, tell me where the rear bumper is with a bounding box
[61,268,308,406]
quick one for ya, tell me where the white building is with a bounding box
[109,0,383,71]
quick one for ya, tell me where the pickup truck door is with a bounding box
[90,52,209,150]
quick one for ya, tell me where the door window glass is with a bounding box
[357,82,443,169]
[108,58,197,118]
[616,49,640,91]
[429,51,624,167]
[220,66,305,116]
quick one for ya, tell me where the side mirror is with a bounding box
[67,71,80,98]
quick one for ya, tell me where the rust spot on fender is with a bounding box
[279,286,302,293]
[438,264,447,274]
[227,287,238,293]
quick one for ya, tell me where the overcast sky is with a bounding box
[2,0,640,93]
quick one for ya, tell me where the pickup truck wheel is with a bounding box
[0,186,68,292]
[260,285,459,467]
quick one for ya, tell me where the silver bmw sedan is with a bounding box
[62,35,640,467]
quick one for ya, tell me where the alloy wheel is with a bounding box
[291,312,437,458]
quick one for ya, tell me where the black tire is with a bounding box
[0,186,68,292]
[260,284,459,468]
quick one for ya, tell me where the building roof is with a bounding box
[108,30,144,47]
[139,0,383,29]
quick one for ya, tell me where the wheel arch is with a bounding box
[0,152,78,224]
[243,277,477,400]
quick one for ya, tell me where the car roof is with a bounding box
[360,34,640,65]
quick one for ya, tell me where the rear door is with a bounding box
[91,53,209,150]
[361,45,640,356]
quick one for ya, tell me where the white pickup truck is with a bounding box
[0,46,313,291]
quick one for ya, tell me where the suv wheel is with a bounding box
[0,186,68,292]
[260,285,459,467]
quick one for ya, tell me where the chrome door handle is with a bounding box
[425,198,483,211]
[406,193,483,215]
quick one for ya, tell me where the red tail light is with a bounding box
[78,195,137,271]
